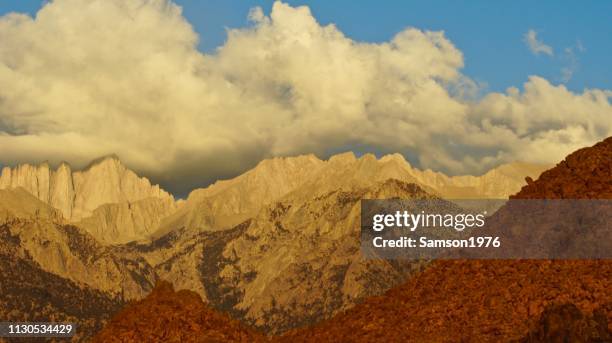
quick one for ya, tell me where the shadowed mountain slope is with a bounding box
[0,188,157,301]
[0,220,125,342]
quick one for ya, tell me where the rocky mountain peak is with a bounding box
[0,156,175,222]
[379,153,411,167]
[83,154,121,169]
[327,151,357,165]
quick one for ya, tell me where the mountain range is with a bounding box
[1,153,548,244]
[94,136,612,342]
[0,150,555,340]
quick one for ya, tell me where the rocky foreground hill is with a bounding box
[93,137,611,342]
[93,281,265,343]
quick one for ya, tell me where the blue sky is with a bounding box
[1,0,610,94]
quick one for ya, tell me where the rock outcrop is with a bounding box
[512,136,612,199]
[93,281,266,343]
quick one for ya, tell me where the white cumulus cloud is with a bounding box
[0,0,610,195]
[524,29,554,56]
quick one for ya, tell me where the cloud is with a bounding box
[524,29,554,56]
[559,40,585,83]
[560,47,577,83]
[0,1,610,195]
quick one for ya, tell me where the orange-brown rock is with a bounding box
[511,136,612,199]
[279,260,611,342]
[93,281,266,343]
[518,303,611,343]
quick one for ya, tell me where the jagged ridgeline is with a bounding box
[0,152,549,339]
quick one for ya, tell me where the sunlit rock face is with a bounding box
[0,156,174,220]
[0,156,176,244]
